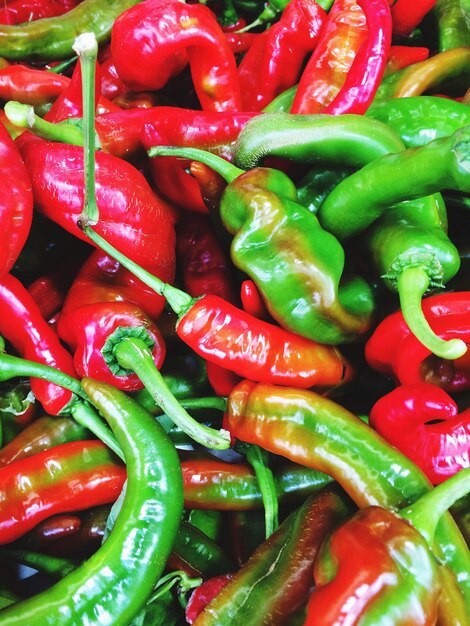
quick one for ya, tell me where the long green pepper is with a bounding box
[0,378,183,625]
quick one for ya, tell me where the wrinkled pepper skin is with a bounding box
[305,506,440,626]
[224,380,470,609]
[0,0,141,61]
[0,120,32,279]
[193,486,354,626]
[0,439,125,544]
[370,383,470,485]
[176,294,352,389]
[16,134,176,305]
[220,167,374,344]
[365,292,470,391]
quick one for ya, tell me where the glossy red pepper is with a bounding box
[57,250,166,390]
[0,65,70,106]
[140,109,257,212]
[237,0,326,111]
[0,120,32,278]
[291,0,368,114]
[0,273,77,415]
[98,44,130,101]
[370,383,470,484]
[111,0,242,111]
[390,0,437,37]
[16,133,176,304]
[0,439,125,544]
[384,45,430,76]
[45,58,119,124]
[365,292,470,392]
[0,0,80,25]
[240,280,270,320]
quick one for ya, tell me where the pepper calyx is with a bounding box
[102,326,155,377]
[382,252,444,290]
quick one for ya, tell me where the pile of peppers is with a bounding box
[0,0,469,624]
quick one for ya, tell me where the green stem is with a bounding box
[147,146,245,183]
[73,32,99,225]
[111,337,231,450]
[78,224,193,315]
[401,468,470,547]
[397,266,467,360]
[0,352,86,399]
[0,549,77,579]
[70,402,123,461]
[47,56,78,74]
[246,444,279,538]
[4,101,84,146]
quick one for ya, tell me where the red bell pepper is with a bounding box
[0,120,32,278]
[0,439,125,544]
[370,383,470,484]
[365,292,470,392]
[111,0,242,112]
[237,0,326,111]
[0,273,77,415]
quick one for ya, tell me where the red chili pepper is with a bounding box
[57,250,166,390]
[186,574,233,624]
[320,0,392,116]
[140,110,257,212]
[384,45,430,76]
[0,439,125,544]
[0,120,32,278]
[111,0,242,111]
[390,0,437,38]
[237,0,326,111]
[365,292,470,392]
[98,44,130,101]
[16,133,177,299]
[44,58,119,124]
[369,383,470,484]
[175,294,351,389]
[0,65,70,106]
[224,30,258,55]
[0,274,77,415]
[0,0,80,25]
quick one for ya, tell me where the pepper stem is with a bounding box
[397,266,467,360]
[4,101,85,146]
[148,146,245,183]
[244,443,279,538]
[110,336,231,450]
[73,32,99,226]
[0,349,123,459]
[401,468,470,547]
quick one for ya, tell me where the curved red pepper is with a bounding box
[369,383,470,484]
[384,45,430,76]
[240,280,270,321]
[0,121,32,278]
[237,0,326,111]
[16,133,177,303]
[0,274,77,415]
[0,439,126,544]
[57,250,166,390]
[176,294,351,389]
[365,292,470,392]
[111,0,242,111]
[140,109,256,212]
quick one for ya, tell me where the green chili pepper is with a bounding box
[0,378,183,624]
[433,0,470,52]
[172,521,232,579]
[366,95,470,148]
[0,548,77,579]
[0,0,141,61]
